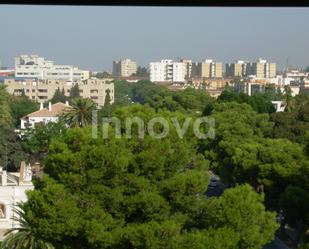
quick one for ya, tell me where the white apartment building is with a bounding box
[0,163,34,241]
[15,55,90,81]
[113,59,137,77]
[149,59,186,83]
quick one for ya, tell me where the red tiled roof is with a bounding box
[23,102,69,118]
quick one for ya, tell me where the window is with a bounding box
[0,203,6,219]
[32,89,35,93]
[91,96,98,99]
[26,89,29,92]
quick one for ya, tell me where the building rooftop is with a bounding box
[22,102,69,118]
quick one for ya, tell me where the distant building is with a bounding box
[149,59,186,83]
[246,59,276,78]
[192,59,222,78]
[0,162,34,241]
[4,78,114,107]
[180,59,192,79]
[0,69,14,77]
[225,60,248,77]
[20,102,69,129]
[189,77,231,90]
[113,59,137,77]
[272,101,286,112]
[15,55,90,81]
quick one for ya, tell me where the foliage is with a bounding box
[63,98,97,127]
[18,105,278,249]
[113,80,134,106]
[9,95,38,128]
[201,101,309,232]
[132,66,149,77]
[218,87,276,113]
[99,89,113,118]
[50,87,68,104]
[95,72,113,78]
[0,125,26,171]
[21,121,67,163]
[0,85,13,127]
[69,84,80,99]
[199,184,278,249]
[270,93,309,144]
[1,202,54,249]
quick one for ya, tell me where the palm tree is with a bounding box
[63,98,97,128]
[1,202,54,249]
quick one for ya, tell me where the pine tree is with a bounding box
[50,88,67,104]
[69,84,80,99]
[101,89,112,117]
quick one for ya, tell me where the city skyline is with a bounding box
[1,6,309,71]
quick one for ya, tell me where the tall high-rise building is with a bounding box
[149,59,186,82]
[112,58,137,77]
[246,59,276,78]
[225,60,248,77]
[180,59,192,79]
[15,55,90,81]
[192,59,222,78]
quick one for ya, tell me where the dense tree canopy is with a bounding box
[218,86,276,113]
[1,78,309,248]
[14,105,278,249]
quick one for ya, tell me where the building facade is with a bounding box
[225,60,248,77]
[15,55,90,81]
[20,102,69,129]
[246,59,276,78]
[180,59,192,79]
[4,78,114,107]
[113,59,137,77]
[192,59,222,78]
[149,59,186,83]
[0,163,34,241]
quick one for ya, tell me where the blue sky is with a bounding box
[0,6,309,71]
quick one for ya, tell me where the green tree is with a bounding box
[0,125,26,171]
[17,105,278,249]
[9,95,38,128]
[0,85,13,127]
[283,85,294,112]
[200,184,278,249]
[132,66,149,77]
[98,89,115,120]
[50,87,68,104]
[1,202,54,249]
[96,71,113,78]
[63,98,97,127]
[21,121,67,164]
[69,84,80,99]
